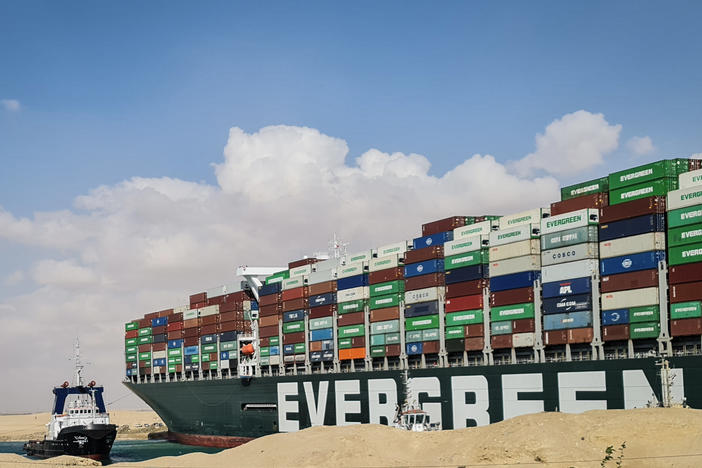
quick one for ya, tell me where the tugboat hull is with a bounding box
[24,424,117,461]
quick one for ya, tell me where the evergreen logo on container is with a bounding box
[546,215,581,229]
[620,168,653,182]
[621,186,654,199]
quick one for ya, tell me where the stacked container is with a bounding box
[258,277,284,368]
[553,177,609,215]
[281,269,310,367]
[443,219,493,356]
[667,168,702,339]
[307,261,338,366]
[488,209,548,354]
[540,209,600,349]
[607,159,687,207]
[336,259,370,363]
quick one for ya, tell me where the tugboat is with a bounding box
[392,370,441,432]
[24,339,117,461]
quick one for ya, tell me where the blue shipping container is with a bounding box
[412,231,453,250]
[168,339,183,349]
[310,351,322,362]
[270,345,280,355]
[337,274,369,291]
[309,328,334,341]
[259,282,282,296]
[599,214,666,242]
[542,293,593,315]
[322,350,334,361]
[283,344,295,355]
[542,277,592,299]
[404,301,440,318]
[153,358,166,366]
[219,331,237,342]
[600,251,665,276]
[200,334,216,344]
[489,271,540,292]
[310,292,336,308]
[404,259,444,278]
[444,264,488,284]
[283,310,305,322]
[543,310,593,331]
[151,316,168,327]
[251,301,259,310]
[184,346,199,355]
[220,351,230,360]
[406,342,423,355]
[602,309,630,326]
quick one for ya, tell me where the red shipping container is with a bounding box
[490,287,534,307]
[445,294,483,313]
[282,286,308,302]
[544,330,567,345]
[404,273,444,291]
[201,362,210,371]
[259,303,281,317]
[283,332,305,344]
[370,306,400,322]
[385,344,401,356]
[219,311,238,323]
[174,364,183,373]
[219,321,239,333]
[512,318,535,333]
[465,323,484,338]
[183,318,199,329]
[600,269,658,293]
[183,328,198,338]
[144,311,159,320]
[309,341,323,352]
[169,312,183,322]
[125,330,138,339]
[445,279,485,299]
[338,312,364,327]
[259,325,279,338]
[167,330,183,339]
[288,257,318,269]
[369,267,404,284]
[138,344,151,352]
[602,325,630,341]
[568,327,593,344]
[207,296,226,306]
[308,281,337,296]
[599,196,666,223]
[157,308,173,317]
[491,335,512,349]
[422,340,440,354]
[309,305,335,319]
[282,298,308,312]
[259,315,278,328]
[183,336,199,346]
[219,301,238,313]
[192,301,207,309]
[351,336,366,347]
[152,342,166,352]
[190,292,207,305]
[138,318,151,328]
[404,246,443,264]
[669,263,702,285]
[200,315,217,326]
[422,216,467,236]
[201,324,217,335]
[465,337,484,351]
[166,321,183,332]
[671,281,702,303]
[259,337,270,347]
[259,293,282,307]
[550,192,608,216]
[152,325,166,334]
[671,318,702,337]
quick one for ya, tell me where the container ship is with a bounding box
[124,158,702,447]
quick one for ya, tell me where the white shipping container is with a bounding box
[498,208,550,230]
[679,168,702,190]
[153,350,167,359]
[173,305,189,314]
[307,268,337,284]
[667,186,702,211]
[347,250,374,264]
[454,220,495,239]
[512,332,535,348]
[541,259,599,283]
[489,224,540,247]
[242,300,252,311]
[489,255,540,277]
[336,286,370,302]
[489,239,540,261]
[337,262,367,279]
[284,355,295,363]
[541,243,599,267]
[183,309,198,320]
[289,264,313,277]
[266,275,285,285]
[540,209,599,236]
[219,360,230,369]
[599,232,666,259]
[601,287,659,310]
[282,276,306,290]
[369,254,400,272]
[444,235,488,256]
[269,355,281,366]
[313,258,339,272]
[294,355,306,362]
[199,305,220,317]
[404,287,441,304]
[152,366,161,373]
[377,240,411,257]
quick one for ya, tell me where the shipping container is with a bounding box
[599,251,665,276]
[498,208,550,230]
[551,192,608,216]
[443,236,488,256]
[599,214,666,242]
[610,178,678,206]
[368,267,404,284]
[445,279,485,298]
[445,294,483,312]
[465,336,485,351]
[445,250,488,270]
[370,306,400,322]
[544,330,568,345]
[307,269,337,286]
[542,293,592,314]
[668,242,702,266]
[422,216,468,236]
[679,168,702,190]
[671,318,702,336]
[609,159,687,190]
[405,287,441,305]
[540,209,599,236]
[337,274,368,290]
[669,263,702,285]
[444,264,487,284]
[454,220,495,239]
[541,225,598,250]
[404,301,440,318]
[629,305,659,323]
[630,322,661,339]
[490,321,512,335]
[337,312,364,327]
[405,315,439,331]
[670,301,702,319]
[369,255,401,273]
[489,270,539,292]
[601,287,659,310]
[336,286,370,302]
[308,316,333,330]
[369,280,405,297]
[599,232,666,258]
[491,302,535,322]
[541,243,598,267]
[404,272,444,291]
[376,240,411,258]
[668,223,702,248]
[667,204,702,229]
[489,224,540,247]
[490,335,512,349]
[541,259,598,283]
[347,250,374,264]
[568,328,594,344]
[370,320,400,334]
[412,231,453,250]
[369,293,402,309]
[309,292,336,308]
[512,332,535,348]
[404,259,444,278]
[490,239,540,262]
[337,299,367,314]
[404,245,443,264]
[490,287,534,307]
[560,177,609,201]
[445,309,483,326]
[671,281,702,303]
[600,269,658,293]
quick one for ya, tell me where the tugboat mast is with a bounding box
[74,338,84,387]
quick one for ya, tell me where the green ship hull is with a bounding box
[124,355,702,447]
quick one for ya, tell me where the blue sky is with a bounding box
[2,1,701,215]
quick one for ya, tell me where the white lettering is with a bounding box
[623,369,686,408]
[277,382,299,432]
[409,377,443,427]
[557,371,606,413]
[368,379,398,425]
[451,375,490,428]
[502,374,544,420]
[335,380,361,426]
[303,381,329,426]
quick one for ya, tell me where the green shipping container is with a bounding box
[202,344,217,353]
[209,361,219,370]
[668,223,702,247]
[370,320,400,334]
[445,250,487,270]
[560,176,609,201]
[668,204,702,228]
[541,225,598,250]
[385,333,401,344]
[201,354,211,362]
[137,336,152,345]
[269,336,280,346]
[338,337,353,349]
[445,326,465,340]
[260,356,270,365]
[370,280,405,297]
[126,354,137,362]
[168,356,182,364]
[671,301,702,319]
[629,305,659,323]
[283,321,305,334]
[405,314,439,331]
[167,348,182,357]
[446,309,483,326]
[220,341,237,351]
[609,178,678,206]
[260,347,270,357]
[294,343,306,353]
[309,316,333,330]
[491,302,535,322]
[125,321,139,331]
[125,337,137,346]
[406,330,423,342]
[168,365,177,373]
[608,159,688,190]
[370,293,402,310]
[138,327,152,337]
[371,334,385,346]
[265,270,290,284]
[630,322,661,339]
[125,345,137,354]
[668,242,702,266]
[190,355,200,363]
[138,352,151,361]
[338,299,367,314]
[371,346,385,358]
[338,324,365,338]
[422,328,440,341]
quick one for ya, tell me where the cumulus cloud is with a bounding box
[511,110,621,177]
[0,114,612,412]
[1,99,21,111]
[627,136,655,156]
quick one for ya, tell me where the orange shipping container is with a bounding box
[183,318,199,329]
[259,315,278,328]
[339,347,366,360]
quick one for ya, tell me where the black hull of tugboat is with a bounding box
[24,424,117,461]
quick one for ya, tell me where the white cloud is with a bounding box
[1,99,21,111]
[511,110,621,177]
[4,270,24,286]
[627,136,655,156]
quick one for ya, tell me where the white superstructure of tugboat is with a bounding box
[24,339,117,461]
[392,370,441,432]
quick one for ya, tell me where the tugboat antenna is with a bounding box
[74,338,84,387]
